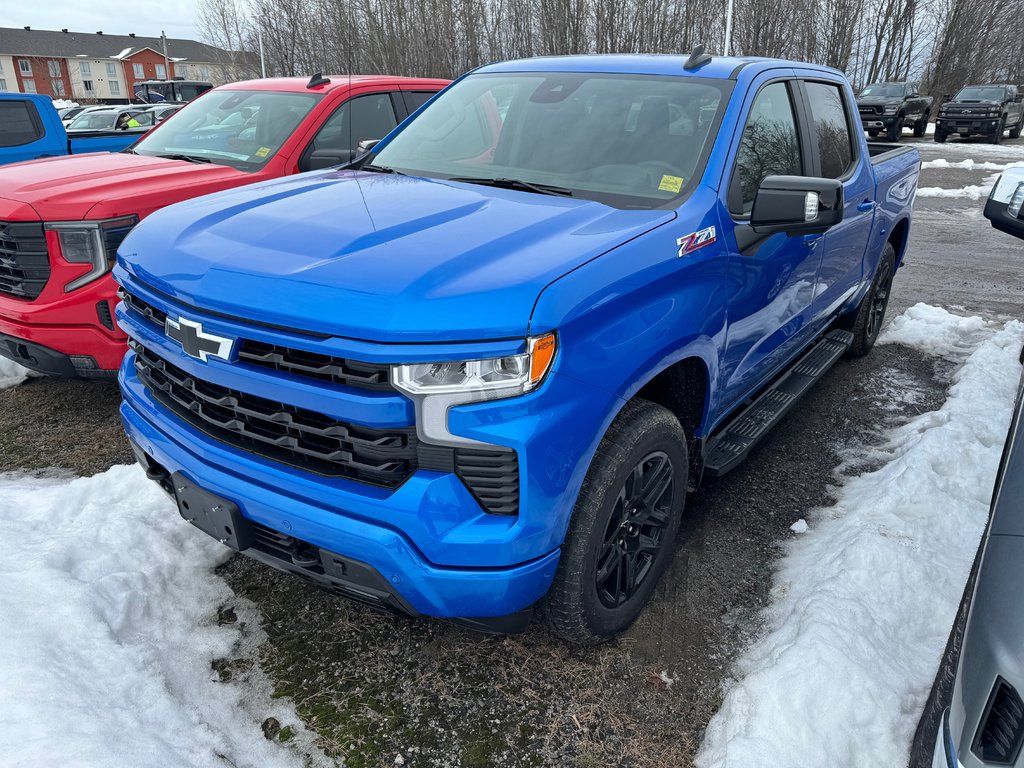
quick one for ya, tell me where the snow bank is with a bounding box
[916,184,993,199]
[922,158,1024,171]
[0,465,317,768]
[0,357,33,389]
[697,305,1024,768]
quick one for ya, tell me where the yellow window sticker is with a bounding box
[658,175,684,193]
[254,147,271,158]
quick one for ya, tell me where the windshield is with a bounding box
[860,84,904,99]
[955,86,1007,101]
[371,73,730,209]
[132,90,320,170]
[69,112,118,130]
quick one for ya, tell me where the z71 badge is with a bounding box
[676,225,717,257]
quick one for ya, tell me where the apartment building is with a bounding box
[0,26,240,103]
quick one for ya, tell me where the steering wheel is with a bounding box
[638,160,683,176]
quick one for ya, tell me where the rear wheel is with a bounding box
[541,399,687,645]
[842,241,896,357]
[913,113,929,137]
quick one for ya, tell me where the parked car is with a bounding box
[935,84,1024,144]
[0,75,448,377]
[0,93,145,165]
[59,105,106,127]
[915,167,1024,768]
[139,104,182,124]
[114,52,921,643]
[857,81,933,141]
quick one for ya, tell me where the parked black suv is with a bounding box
[935,84,1024,144]
[857,81,933,141]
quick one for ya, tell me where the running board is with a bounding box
[703,329,853,478]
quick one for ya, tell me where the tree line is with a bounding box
[198,0,1024,100]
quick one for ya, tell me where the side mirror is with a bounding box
[357,138,381,153]
[303,148,356,172]
[750,176,844,236]
[984,168,1024,240]
[1015,94,1023,104]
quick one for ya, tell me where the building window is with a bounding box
[48,60,61,77]
[155,63,166,80]
[110,81,120,96]
[52,79,65,97]
[18,59,31,75]
[199,66,210,80]
[79,61,91,76]
[174,63,187,78]
[133,63,144,78]
[0,79,8,91]
[106,62,117,78]
[83,80,94,94]
[23,79,36,93]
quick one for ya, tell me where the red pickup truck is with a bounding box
[0,74,448,377]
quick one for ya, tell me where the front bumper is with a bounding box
[935,117,1002,136]
[860,114,899,130]
[0,272,126,376]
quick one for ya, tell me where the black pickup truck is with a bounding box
[857,81,933,141]
[935,84,1024,144]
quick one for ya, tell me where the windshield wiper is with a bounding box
[362,164,405,175]
[156,153,213,164]
[446,176,574,197]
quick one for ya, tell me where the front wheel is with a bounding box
[913,114,928,137]
[934,130,947,143]
[991,117,1005,144]
[887,118,902,142]
[1010,115,1023,140]
[541,399,687,645]
[842,241,896,357]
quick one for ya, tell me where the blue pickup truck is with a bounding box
[0,93,147,165]
[114,52,920,643]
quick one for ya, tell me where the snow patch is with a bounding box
[0,357,34,389]
[696,305,1024,768]
[0,465,320,768]
[916,184,993,200]
[922,158,1024,171]
[789,519,808,534]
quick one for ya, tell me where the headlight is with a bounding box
[46,216,138,292]
[1009,182,1024,219]
[393,333,556,447]
[883,106,899,114]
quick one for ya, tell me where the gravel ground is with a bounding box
[0,131,1019,767]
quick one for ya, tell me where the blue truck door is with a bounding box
[0,95,66,165]
[797,78,875,320]
[717,75,825,410]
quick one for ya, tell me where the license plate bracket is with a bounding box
[171,471,253,551]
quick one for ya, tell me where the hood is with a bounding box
[857,98,902,107]
[946,99,1001,106]
[0,153,246,221]
[117,170,675,343]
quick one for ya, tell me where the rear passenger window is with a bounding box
[0,100,44,147]
[730,82,802,215]
[804,81,854,179]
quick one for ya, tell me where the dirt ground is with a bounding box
[0,132,1020,767]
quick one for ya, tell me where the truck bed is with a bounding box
[866,142,918,164]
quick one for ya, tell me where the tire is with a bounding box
[934,130,947,143]
[1010,115,1023,140]
[868,130,879,138]
[541,399,688,645]
[842,241,896,357]
[991,117,1004,144]
[913,113,928,138]
[886,117,902,142]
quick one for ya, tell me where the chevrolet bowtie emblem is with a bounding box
[165,316,234,362]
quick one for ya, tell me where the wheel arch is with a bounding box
[888,216,911,268]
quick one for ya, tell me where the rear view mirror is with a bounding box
[984,168,1024,240]
[303,148,356,172]
[751,176,844,236]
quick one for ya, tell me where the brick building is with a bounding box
[0,26,243,103]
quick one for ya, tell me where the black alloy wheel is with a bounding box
[595,451,674,608]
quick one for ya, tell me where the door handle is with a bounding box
[857,200,876,212]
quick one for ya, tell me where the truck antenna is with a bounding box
[306,73,331,89]
[684,45,713,71]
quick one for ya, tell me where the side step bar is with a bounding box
[703,329,854,478]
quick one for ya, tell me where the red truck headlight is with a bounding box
[45,216,138,293]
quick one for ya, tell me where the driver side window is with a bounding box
[729,81,802,216]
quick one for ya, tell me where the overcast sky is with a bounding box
[1,0,203,42]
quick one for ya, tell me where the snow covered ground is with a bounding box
[0,358,33,389]
[696,304,1024,768]
[0,465,322,768]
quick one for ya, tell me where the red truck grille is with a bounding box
[0,221,50,300]
[130,339,419,487]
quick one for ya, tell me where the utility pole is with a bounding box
[161,30,171,80]
[257,25,266,78]
[724,0,734,56]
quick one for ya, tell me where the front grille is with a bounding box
[119,288,393,391]
[131,340,418,487]
[974,678,1024,765]
[859,105,881,115]
[0,221,49,299]
[456,447,520,515]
